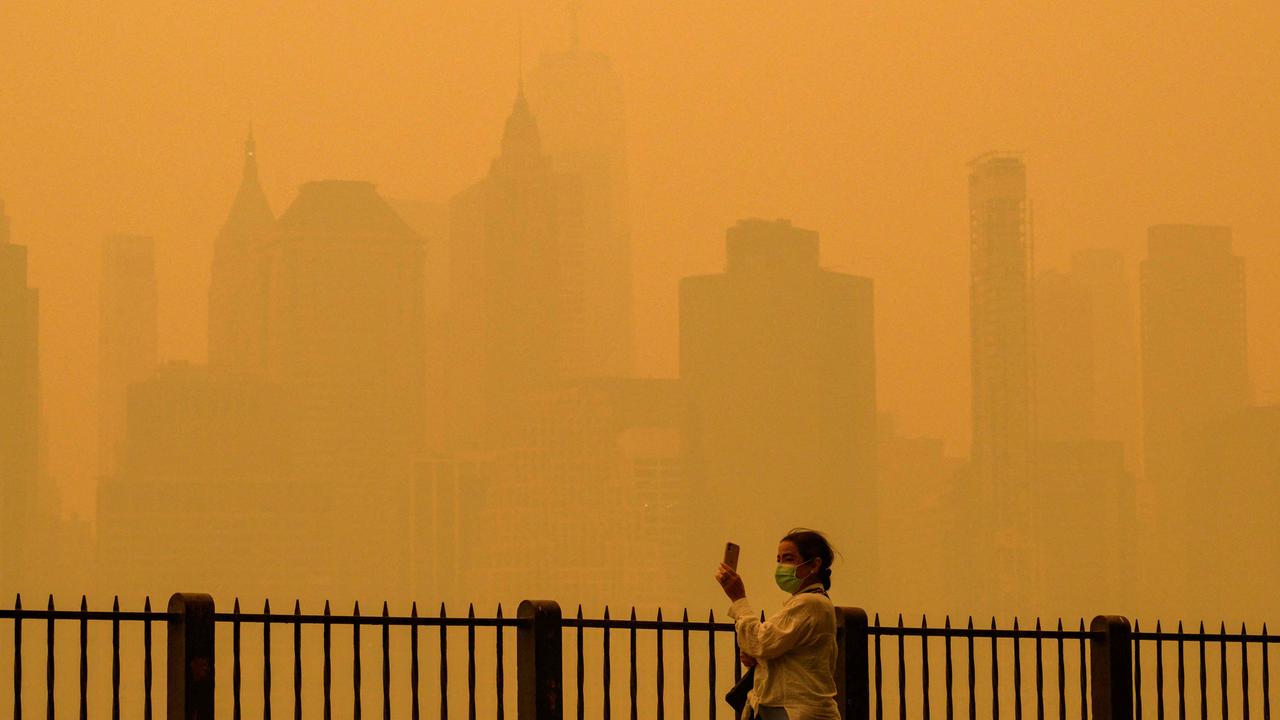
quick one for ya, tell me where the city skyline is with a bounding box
[5,3,1278,521]
[0,3,1278,628]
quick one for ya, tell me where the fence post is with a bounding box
[518,599,563,720]
[168,593,215,720]
[836,607,870,720]
[1089,615,1133,720]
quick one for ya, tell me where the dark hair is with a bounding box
[781,528,836,590]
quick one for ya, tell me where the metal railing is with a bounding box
[4,593,1277,719]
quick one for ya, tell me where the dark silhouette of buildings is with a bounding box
[98,234,157,479]
[526,25,634,378]
[448,87,567,447]
[0,198,42,584]
[262,179,424,597]
[680,218,877,601]
[96,363,314,597]
[1186,405,1280,621]
[209,129,274,373]
[1070,249,1141,474]
[966,153,1036,610]
[1034,270,1094,443]
[1141,224,1248,604]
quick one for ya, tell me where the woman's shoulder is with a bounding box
[786,589,835,610]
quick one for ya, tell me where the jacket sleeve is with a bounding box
[728,596,816,661]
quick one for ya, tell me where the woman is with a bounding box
[715,529,840,720]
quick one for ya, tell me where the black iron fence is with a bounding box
[2,593,1276,719]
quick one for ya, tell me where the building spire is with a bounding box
[243,124,259,184]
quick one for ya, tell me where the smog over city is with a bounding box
[1,2,1278,717]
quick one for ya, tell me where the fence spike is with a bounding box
[898,613,904,628]
[48,595,54,611]
[1036,618,1041,631]
[113,596,119,611]
[577,604,583,620]
[440,602,446,618]
[384,601,390,618]
[411,601,417,617]
[631,607,636,621]
[604,605,610,621]
[468,603,475,619]
[945,615,951,629]
[967,617,973,630]
[1057,618,1062,632]
[657,607,664,622]
[234,597,241,614]
[81,595,87,611]
[144,596,150,612]
[495,604,501,618]
[354,601,360,617]
[296,599,302,615]
[1156,619,1162,634]
[1014,616,1020,631]
[324,600,331,615]
[1134,619,1140,633]
[991,617,997,631]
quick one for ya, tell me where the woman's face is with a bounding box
[777,540,818,580]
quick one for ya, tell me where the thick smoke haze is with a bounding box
[2,0,1279,640]
[5,2,1276,518]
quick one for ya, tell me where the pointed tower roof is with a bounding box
[221,128,274,237]
[499,87,545,162]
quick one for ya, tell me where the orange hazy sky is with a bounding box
[2,1,1278,519]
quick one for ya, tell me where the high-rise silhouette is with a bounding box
[1034,270,1094,443]
[262,179,425,598]
[0,198,41,583]
[681,218,877,602]
[449,87,565,447]
[209,128,274,373]
[526,19,634,378]
[1141,224,1248,606]
[265,180,425,477]
[98,234,157,478]
[1069,249,1141,473]
[967,153,1035,610]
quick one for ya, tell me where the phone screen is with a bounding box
[723,542,740,570]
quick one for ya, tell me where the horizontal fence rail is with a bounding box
[4,593,1277,719]
[0,594,169,720]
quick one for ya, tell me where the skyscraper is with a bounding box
[98,234,157,478]
[262,179,425,598]
[0,198,41,583]
[448,87,566,447]
[526,16,634,378]
[1070,249,1141,473]
[1141,225,1248,600]
[1034,269,1094,443]
[209,129,274,373]
[680,218,877,603]
[264,180,426,478]
[967,153,1035,609]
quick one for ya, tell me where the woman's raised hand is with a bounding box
[715,562,746,601]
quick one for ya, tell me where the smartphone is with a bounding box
[723,542,740,571]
